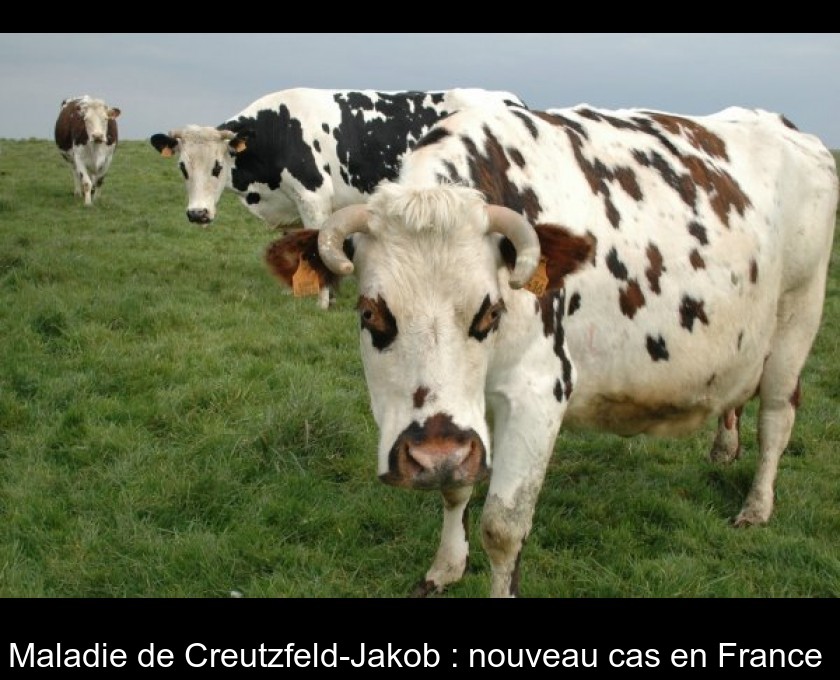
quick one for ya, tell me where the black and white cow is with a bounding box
[267,104,838,597]
[151,88,526,309]
[54,95,121,206]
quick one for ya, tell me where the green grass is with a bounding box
[0,139,838,598]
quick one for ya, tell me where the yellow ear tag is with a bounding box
[523,257,549,296]
[292,256,322,297]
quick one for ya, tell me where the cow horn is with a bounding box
[168,128,184,140]
[219,129,236,141]
[317,205,371,275]
[486,205,541,288]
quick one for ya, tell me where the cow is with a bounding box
[150,87,526,309]
[54,95,121,206]
[265,103,838,597]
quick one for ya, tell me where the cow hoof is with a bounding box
[409,579,442,598]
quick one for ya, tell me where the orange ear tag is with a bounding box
[292,256,322,297]
[523,257,548,296]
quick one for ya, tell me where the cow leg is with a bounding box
[709,406,743,463]
[73,157,93,206]
[411,485,472,597]
[318,285,331,310]
[735,281,826,527]
[481,390,564,597]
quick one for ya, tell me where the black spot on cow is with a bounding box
[321,123,329,134]
[750,259,759,283]
[246,192,260,205]
[688,221,708,245]
[313,140,321,153]
[568,292,581,316]
[606,247,628,280]
[441,160,463,184]
[737,331,744,350]
[780,115,798,130]
[333,91,449,194]
[221,106,323,194]
[415,127,451,150]
[508,147,526,168]
[511,109,540,139]
[178,161,188,180]
[646,334,669,361]
[679,295,709,332]
[357,294,398,351]
[469,295,505,341]
[211,160,223,178]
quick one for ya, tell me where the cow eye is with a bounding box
[178,162,189,180]
[357,295,398,351]
[469,296,506,341]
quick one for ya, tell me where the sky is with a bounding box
[1,33,838,149]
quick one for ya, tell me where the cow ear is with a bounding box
[500,224,595,293]
[534,224,596,290]
[109,108,121,120]
[229,128,255,154]
[150,133,177,157]
[264,229,339,290]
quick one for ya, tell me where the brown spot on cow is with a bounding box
[649,113,729,159]
[464,128,542,223]
[413,386,430,409]
[614,166,643,201]
[507,147,526,168]
[619,280,646,318]
[679,155,751,227]
[264,229,337,289]
[645,243,664,293]
[750,259,759,283]
[689,249,706,270]
[533,110,588,139]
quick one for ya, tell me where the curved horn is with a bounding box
[317,205,371,275]
[219,129,236,141]
[486,205,541,288]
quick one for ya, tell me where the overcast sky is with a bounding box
[1,33,838,148]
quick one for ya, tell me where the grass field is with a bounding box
[0,139,838,598]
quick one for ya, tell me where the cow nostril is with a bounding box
[408,444,469,472]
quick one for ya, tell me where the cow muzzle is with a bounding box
[380,413,488,490]
[186,208,213,225]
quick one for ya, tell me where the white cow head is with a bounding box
[317,181,542,490]
[150,125,251,225]
[76,96,120,145]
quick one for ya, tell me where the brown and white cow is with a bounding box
[267,104,838,597]
[54,95,120,206]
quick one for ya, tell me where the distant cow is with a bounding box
[151,87,526,309]
[54,95,120,206]
[267,104,838,597]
